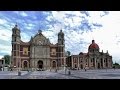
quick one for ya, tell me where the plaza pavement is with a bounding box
[58,69,120,79]
[0,69,120,79]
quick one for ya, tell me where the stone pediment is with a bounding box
[31,30,50,45]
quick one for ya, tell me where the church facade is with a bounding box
[66,40,113,69]
[11,25,65,70]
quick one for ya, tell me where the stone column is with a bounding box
[89,58,91,69]
[110,59,113,68]
[94,58,96,69]
[46,59,48,70]
[72,56,73,69]
[35,60,38,70]
[102,58,104,68]
[19,58,21,71]
[33,59,36,71]
[100,60,101,69]
[78,57,79,69]
[107,59,109,68]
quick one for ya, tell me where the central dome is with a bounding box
[88,40,99,49]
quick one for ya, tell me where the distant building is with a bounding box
[66,40,113,69]
[11,24,65,70]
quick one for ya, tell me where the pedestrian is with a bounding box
[84,67,87,71]
[65,68,67,74]
[114,66,115,70]
[68,70,71,75]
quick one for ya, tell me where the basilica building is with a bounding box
[66,40,113,69]
[11,24,113,71]
[11,24,65,70]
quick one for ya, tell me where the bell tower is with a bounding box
[57,30,65,68]
[58,30,65,45]
[11,24,21,68]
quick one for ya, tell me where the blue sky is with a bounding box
[0,11,120,63]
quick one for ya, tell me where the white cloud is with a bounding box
[0,44,11,50]
[20,11,28,17]
[0,29,12,41]
[0,56,3,59]
[25,23,35,30]
[13,11,19,14]
[0,45,11,56]
[13,11,28,17]
[46,15,53,21]
[0,19,7,24]
[21,32,30,42]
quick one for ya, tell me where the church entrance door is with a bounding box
[81,65,83,69]
[52,61,56,69]
[98,63,100,69]
[23,61,29,71]
[38,60,43,71]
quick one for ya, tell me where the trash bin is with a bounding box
[18,71,21,76]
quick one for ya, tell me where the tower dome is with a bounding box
[58,30,64,35]
[88,40,99,52]
[88,40,99,49]
[12,24,19,30]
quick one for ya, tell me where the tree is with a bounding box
[4,55,11,65]
[67,51,71,56]
[113,62,120,69]
[114,62,119,66]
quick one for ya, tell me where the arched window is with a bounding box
[23,61,28,68]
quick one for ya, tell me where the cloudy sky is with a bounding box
[0,11,120,63]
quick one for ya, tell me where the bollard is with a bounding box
[18,71,21,76]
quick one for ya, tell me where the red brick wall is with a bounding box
[50,47,57,57]
[20,45,30,57]
[21,59,29,62]
[13,58,16,66]
[62,58,64,65]
[20,52,30,57]
[20,45,30,51]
